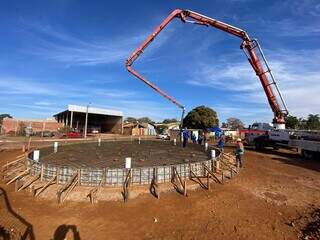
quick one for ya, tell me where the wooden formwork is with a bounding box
[2,155,26,180]
[122,169,132,202]
[88,169,106,204]
[202,163,223,184]
[220,152,238,179]
[17,174,40,192]
[171,166,187,196]
[6,169,30,185]
[57,171,79,204]
[34,175,57,197]
[149,167,159,199]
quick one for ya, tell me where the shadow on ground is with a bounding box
[0,187,35,240]
[52,224,81,240]
[246,147,320,172]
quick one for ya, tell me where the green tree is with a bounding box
[306,114,320,130]
[226,117,245,130]
[162,118,178,124]
[298,118,307,129]
[221,122,228,128]
[125,117,137,123]
[183,106,218,129]
[138,117,154,124]
[285,115,299,129]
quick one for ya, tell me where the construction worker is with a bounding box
[182,128,190,148]
[191,132,197,143]
[203,130,208,144]
[235,138,244,168]
[198,131,203,145]
[217,135,225,152]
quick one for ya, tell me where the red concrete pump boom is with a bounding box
[126,9,289,129]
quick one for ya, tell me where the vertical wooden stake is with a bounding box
[40,164,44,182]
[78,169,81,186]
[56,167,60,184]
[27,137,32,151]
[183,180,187,196]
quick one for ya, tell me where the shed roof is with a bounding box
[54,104,123,117]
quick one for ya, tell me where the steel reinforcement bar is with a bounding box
[26,145,222,187]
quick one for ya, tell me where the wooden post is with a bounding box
[171,167,187,196]
[78,169,81,186]
[35,175,57,197]
[27,137,32,151]
[183,180,187,196]
[56,167,60,184]
[150,167,159,199]
[57,172,78,203]
[123,169,132,202]
[215,160,220,173]
[202,163,222,184]
[40,164,44,182]
[6,169,29,185]
[18,174,40,191]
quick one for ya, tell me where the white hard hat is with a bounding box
[237,138,242,142]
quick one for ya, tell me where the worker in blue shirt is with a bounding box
[182,128,190,148]
[217,135,225,151]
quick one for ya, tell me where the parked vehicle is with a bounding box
[61,132,82,138]
[254,130,320,159]
[42,131,54,137]
[157,134,170,140]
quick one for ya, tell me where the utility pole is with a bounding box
[84,103,91,138]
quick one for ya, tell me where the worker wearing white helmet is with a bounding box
[235,138,245,168]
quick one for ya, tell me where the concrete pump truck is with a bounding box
[125,9,320,159]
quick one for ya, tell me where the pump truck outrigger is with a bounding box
[125,9,289,130]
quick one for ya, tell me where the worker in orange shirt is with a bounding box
[235,138,245,168]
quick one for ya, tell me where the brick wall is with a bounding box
[1,118,63,134]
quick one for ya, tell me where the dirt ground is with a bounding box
[39,141,209,168]
[1,145,320,240]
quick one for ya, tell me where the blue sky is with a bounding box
[0,0,319,125]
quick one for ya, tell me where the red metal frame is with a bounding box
[126,9,288,125]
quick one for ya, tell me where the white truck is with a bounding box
[254,129,320,159]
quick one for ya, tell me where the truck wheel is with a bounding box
[255,142,262,151]
[301,149,314,160]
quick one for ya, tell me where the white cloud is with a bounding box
[20,21,174,66]
[0,76,138,100]
[0,77,58,95]
[188,60,260,92]
[188,48,320,121]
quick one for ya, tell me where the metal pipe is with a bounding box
[84,103,91,138]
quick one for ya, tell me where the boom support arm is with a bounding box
[126,9,288,126]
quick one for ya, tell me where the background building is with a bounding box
[123,122,156,136]
[54,105,123,134]
[1,118,63,135]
